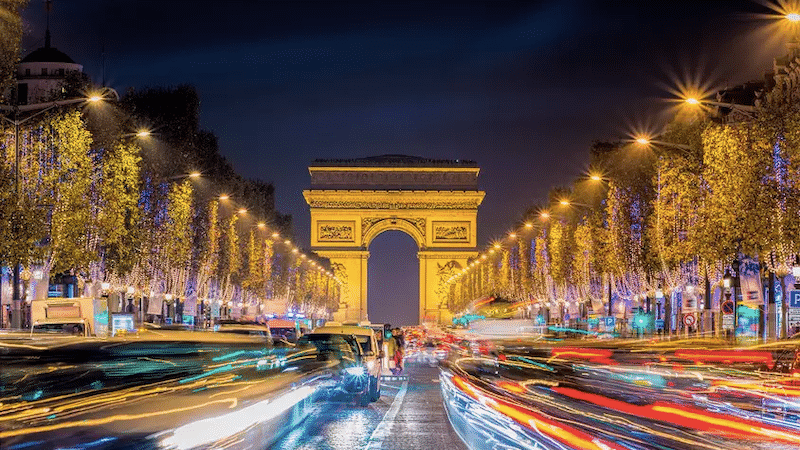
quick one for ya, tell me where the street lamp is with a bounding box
[0,90,118,329]
[682,95,756,118]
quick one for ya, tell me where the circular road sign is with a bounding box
[683,313,697,327]
[721,300,734,315]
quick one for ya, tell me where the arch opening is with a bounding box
[362,218,425,249]
[367,230,419,327]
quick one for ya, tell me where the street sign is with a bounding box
[655,319,664,329]
[722,314,734,330]
[788,308,800,330]
[721,300,735,315]
[604,317,615,328]
[682,313,697,327]
[789,291,800,308]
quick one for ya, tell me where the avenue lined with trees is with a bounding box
[0,6,342,327]
[448,47,800,340]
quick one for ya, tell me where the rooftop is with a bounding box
[20,46,76,64]
[310,154,478,168]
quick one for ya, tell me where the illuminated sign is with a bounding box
[112,313,136,336]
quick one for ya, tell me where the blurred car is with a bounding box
[297,332,375,406]
[144,322,194,331]
[310,321,383,403]
[419,340,449,366]
[213,320,273,344]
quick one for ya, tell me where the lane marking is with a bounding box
[365,379,408,450]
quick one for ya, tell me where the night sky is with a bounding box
[20,1,792,326]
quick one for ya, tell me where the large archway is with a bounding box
[367,230,419,326]
[303,155,484,324]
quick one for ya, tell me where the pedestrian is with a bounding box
[384,326,399,374]
[391,327,405,375]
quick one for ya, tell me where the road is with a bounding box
[5,332,800,449]
[273,363,467,450]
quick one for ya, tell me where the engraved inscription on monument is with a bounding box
[318,221,355,242]
[433,221,470,242]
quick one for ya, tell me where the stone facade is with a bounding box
[304,156,484,324]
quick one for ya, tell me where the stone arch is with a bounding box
[304,155,485,324]
[362,218,425,249]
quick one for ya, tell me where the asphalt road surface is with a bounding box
[272,362,468,450]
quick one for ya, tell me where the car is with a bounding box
[212,320,273,344]
[296,332,374,406]
[267,318,302,344]
[309,321,383,403]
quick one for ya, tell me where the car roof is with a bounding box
[312,325,375,337]
[217,323,269,330]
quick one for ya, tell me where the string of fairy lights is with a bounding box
[172,172,343,287]
[91,129,345,312]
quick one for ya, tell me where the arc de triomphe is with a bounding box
[303,155,484,324]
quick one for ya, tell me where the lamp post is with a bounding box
[0,90,118,329]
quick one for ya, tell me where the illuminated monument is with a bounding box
[304,155,484,324]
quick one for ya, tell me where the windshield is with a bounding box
[354,335,371,353]
[217,328,268,336]
[298,333,362,356]
[32,323,85,335]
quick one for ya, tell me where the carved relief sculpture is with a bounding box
[318,221,355,242]
[433,221,470,242]
[435,260,463,301]
[361,217,426,239]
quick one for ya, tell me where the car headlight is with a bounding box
[366,360,375,371]
[344,366,366,376]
